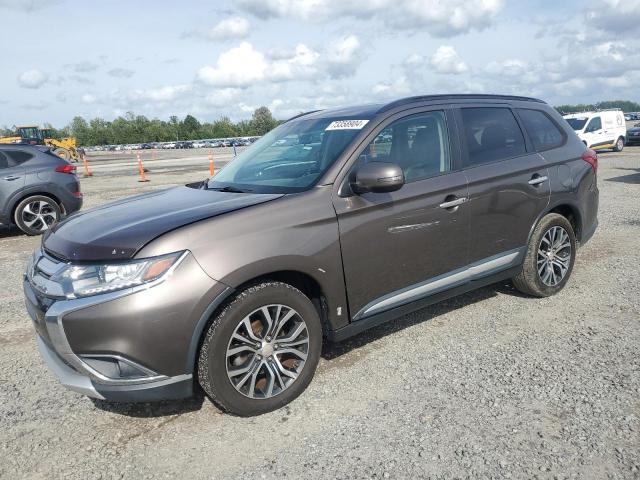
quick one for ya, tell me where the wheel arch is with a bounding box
[186,269,330,375]
[527,202,583,246]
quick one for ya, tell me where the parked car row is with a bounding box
[85,137,259,152]
[624,112,640,121]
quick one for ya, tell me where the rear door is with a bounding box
[333,108,470,319]
[455,105,550,265]
[0,151,26,218]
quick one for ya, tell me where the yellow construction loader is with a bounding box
[0,126,80,162]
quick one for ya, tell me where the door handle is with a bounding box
[439,197,468,209]
[528,175,548,186]
[2,175,21,181]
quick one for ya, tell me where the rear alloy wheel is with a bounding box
[512,213,576,297]
[14,195,61,235]
[198,282,322,416]
[613,137,624,152]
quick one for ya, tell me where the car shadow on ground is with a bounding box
[91,392,206,418]
[90,281,525,418]
[605,167,640,185]
[0,225,25,238]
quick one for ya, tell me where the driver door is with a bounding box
[333,109,470,320]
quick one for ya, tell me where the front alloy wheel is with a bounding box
[226,304,309,399]
[198,282,322,416]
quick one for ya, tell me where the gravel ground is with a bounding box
[0,149,638,479]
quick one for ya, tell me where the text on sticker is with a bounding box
[325,120,369,131]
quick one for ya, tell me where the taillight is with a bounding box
[581,149,597,173]
[55,164,76,174]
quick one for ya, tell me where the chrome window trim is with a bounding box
[354,248,524,320]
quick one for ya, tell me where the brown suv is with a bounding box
[24,95,598,416]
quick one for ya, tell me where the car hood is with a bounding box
[628,127,640,133]
[43,186,284,261]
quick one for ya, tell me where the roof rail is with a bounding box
[379,94,545,113]
[284,109,323,122]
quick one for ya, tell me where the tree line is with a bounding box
[1,106,281,147]
[555,100,640,114]
[3,99,639,146]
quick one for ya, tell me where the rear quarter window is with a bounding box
[4,150,34,166]
[517,109,566,151]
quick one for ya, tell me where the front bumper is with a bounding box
[35,335,193,401]
[24,250,226,402]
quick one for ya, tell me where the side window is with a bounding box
[517,109,565,151]
[0,152,8,169]
[461,107,526,166]
[357,111,450,183]
[5,150,33,166]
[586,117,602,132]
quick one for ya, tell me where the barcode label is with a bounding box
[325,120,369,131]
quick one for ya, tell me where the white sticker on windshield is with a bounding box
[325,120,369,131]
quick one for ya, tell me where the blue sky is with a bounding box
[1,0,638,127]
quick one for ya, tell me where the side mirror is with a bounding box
[351,162,404,194]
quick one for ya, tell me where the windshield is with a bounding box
[565,117,587,131]
[207,117,366,193]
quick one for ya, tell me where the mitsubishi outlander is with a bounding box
[23,95,599,416]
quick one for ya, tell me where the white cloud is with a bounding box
[372,76,411,97]
[204,88,242,107]
[197,41,323,88]
[70,61,99,73]
[0,0,59,11]
[81,93,96,104]
[124,84,192,105]
[239,0,504,36]
[585,0,640,34]
[270,44,320,81]
[197,42,267,88]
[485,59,528,77]
[17,69,48,89]
[326,35,362,77]
[430,46,468,74]
[108,68,134,78]
[208,16,250,40]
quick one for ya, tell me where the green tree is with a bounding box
[69,116,91,145]
[250,106,277,136]
[182,114,201,139]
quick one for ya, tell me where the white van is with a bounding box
[563,109,626,151]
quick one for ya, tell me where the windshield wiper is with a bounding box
[207,185,253,193]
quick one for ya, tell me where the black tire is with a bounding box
[197,282,322,416]
[512,213,577,297]
[613,136,624,152]
[13,195,61,236]
[52,148,71,161]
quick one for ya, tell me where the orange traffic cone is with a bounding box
[137,154,149,182]
[82,154,93,177]
[208,150,215,176]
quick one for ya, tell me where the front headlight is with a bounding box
[53,251,187,299]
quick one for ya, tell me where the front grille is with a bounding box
[29,251,67,299]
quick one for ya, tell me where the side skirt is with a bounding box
[327,264,522,343]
